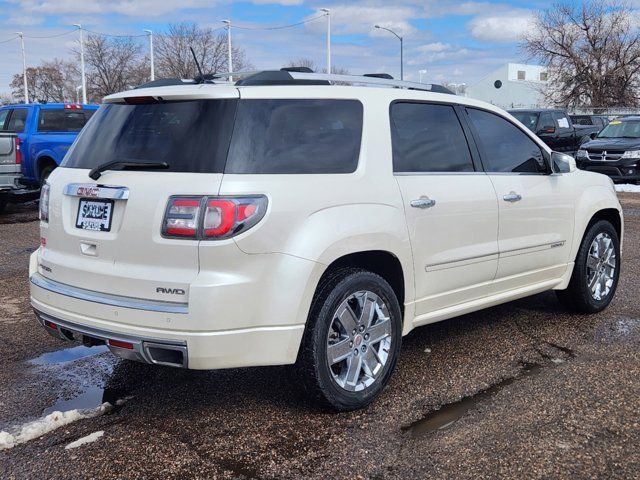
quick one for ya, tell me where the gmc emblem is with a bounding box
[156,287,186,295]
[77,186,100,197]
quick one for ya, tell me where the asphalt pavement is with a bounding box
[0,196,638,479]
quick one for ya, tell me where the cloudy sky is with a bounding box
[0,0,547,97]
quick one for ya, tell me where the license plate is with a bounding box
[76,198,114,232]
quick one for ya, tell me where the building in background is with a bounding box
[466,63,548,109]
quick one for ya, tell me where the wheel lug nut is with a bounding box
[354,349,359,356]
[361,345,366,352]
[359,325,365,332]
[364,333,370,340]
[349,341,353,348]
[352,329,356,335]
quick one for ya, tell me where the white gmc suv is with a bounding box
[30,70,623,411]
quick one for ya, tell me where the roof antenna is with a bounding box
[190,47,204,83]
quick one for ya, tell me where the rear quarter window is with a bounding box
[38,109,95,132]
[225,99,363,174]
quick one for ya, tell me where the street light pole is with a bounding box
[75,85,82,103]
[419,69,427,84]
[73,24,87,104]
[321,8,331,74]
[143,29,154,81]
[374,25,403,80]
[16,32,28,104]
[222,20,232,82]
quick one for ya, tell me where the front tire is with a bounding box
[557,220,620,313]
[297,268,402,411]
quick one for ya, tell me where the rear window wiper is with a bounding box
[89,160,169,180]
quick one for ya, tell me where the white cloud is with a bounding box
[7,0,216,17]
[467,10,534,43]
[417,42,451,53]
[252,0,303,4]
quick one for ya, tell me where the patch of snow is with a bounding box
[65,430,104,450]
[0,403,112,451]
[615,184,640,193]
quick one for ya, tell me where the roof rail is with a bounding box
[212,70,454,94]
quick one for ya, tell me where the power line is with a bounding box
[231,14,325,31]
[23,30,75,39]
[82,28,147,38]
[0,35,19,44]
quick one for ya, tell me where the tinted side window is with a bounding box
[390,103,473,173]
[538,113,555,129]
[38,109,89,132]
[467,108,544,174]
[0,109,9,130]
[6,108,27,133]
[226,99,363,174]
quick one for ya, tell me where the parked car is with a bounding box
[576,116,640,183]
[30,71,623,410]
[0,103,98,188]
[508,108,599,155]
[0,131,22,213]
[570,114,609,130]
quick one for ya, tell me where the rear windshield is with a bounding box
[63,98,363,174]
[226,99,363,174]
[63,100,238,173]
[38,109,96,132]
[510,112,539,131]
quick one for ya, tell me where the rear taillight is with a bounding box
[15,137,22,165]
[162,198,201,238]
[39,183,50,223]
[162,195,267,240]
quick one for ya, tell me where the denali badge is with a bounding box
[156,287,186,295]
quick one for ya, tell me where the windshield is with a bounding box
[63,99,237,173]
[510,112,539,131]
[597,120,640,139]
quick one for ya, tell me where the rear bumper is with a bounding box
[30,273,306,370]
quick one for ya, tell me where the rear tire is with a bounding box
[556,220,620,313]
[0,197,7,215]
[39,165,54,188]
[297,268,402,411]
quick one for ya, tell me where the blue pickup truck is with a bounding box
[0,103,98,187]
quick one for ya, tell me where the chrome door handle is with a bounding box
[503,192,522,202]
[410,197,436,209]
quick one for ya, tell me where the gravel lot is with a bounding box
[0,196,638,479]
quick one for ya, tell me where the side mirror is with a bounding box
[551,151,576,174]
[590,132,598,139]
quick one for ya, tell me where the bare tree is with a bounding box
[0,93,14,105]
[79,35,147,102]
[10,59,78,103]
[155,22,250,79]
[522,1,640,108]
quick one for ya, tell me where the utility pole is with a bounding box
[222,20,232,82]
[73,24,87,104]
[321,8,331,74]
[143,29,155,81]
[16,32,28,104]
[374,25,403,80]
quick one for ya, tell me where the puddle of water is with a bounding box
[406,363,543,437]
[28,345,132,415]
[29,345,108,366]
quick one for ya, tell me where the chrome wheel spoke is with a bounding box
[327,338,353,365]
[586,254,599,270]
[344,355,363,388]
[361,347,379,378]
[337,304,358,333]
[367,318,391,344]
[360,293,376,328]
